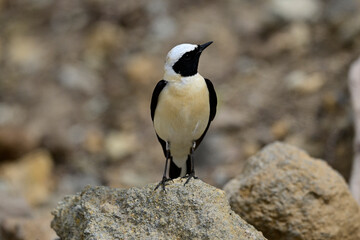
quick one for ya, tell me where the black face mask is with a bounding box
[172,47,201,77]
[172,41,213,77]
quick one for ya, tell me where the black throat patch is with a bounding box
[172,47,201,77]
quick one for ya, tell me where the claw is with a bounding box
[183,172,198,186]
[154,176,172,191]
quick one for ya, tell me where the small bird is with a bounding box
[151,41,217,190]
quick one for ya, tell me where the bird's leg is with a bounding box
[184,141,198,186]
[155,141,172,191]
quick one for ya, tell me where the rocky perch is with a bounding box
[225,142,360,240]
[51,178,266,240]
[51,142,360,240]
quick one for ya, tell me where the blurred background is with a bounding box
[0,0,360,239]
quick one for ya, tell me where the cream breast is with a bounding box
[154,73,210,145]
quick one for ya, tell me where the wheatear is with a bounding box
[151,42,217,190]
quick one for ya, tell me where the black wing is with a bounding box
[151,80,168,156]
[151,80,168,121]
[195,78,217,149]
[206,78,217,122]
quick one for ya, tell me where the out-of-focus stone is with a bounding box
[105,165,149,188]
[124,54,161,87]
[83,128,104,154]
[104,131,137,161]
[85,21,124,68]
[267,23,311,55]
[285,71,326,94]
[0,126,37,161]
[0,185,31,219]
[1,214,57,240]
[0,104,26,126]
[224,142,360,240]
[8,35,49,73]
[324,0,359,25]
[0,0,4,11]
[321,91,339,113]
[271,119,290,139]
[243,141,261,158]
[269,0,322,22]
[58,64,101,95]
[51,179,266,240]
[339,14,360,43]
[0,149,54,206]
[0,38,2,60]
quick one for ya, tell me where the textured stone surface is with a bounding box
[51,179,266,240]
[224,142,360,240]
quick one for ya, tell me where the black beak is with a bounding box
[199,41,213,52]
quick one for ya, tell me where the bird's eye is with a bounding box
[183,53,191,60]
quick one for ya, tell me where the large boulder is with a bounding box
[224,142,360,240]
[51,179,266,240]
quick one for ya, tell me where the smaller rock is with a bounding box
[224,142,360,240]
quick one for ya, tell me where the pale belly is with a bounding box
[154,76,210,158]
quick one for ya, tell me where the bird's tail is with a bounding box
[169,156,191,179]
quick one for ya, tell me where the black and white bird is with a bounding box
[151,41,217,190]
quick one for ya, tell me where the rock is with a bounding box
[224,142,360,240]
[0,149,54,206]
[51,179,266,240]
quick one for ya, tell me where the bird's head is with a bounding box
[164,41,213,78]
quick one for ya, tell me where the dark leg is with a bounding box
[155,142,172,191]
[184,142,198,186]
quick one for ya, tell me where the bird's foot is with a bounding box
[182,172,198,186]
[154,176,173,191]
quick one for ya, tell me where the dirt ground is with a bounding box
[0,0,360,239]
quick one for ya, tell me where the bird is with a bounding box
[150,41,217,190]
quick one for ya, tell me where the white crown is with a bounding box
[164,43,197,76]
